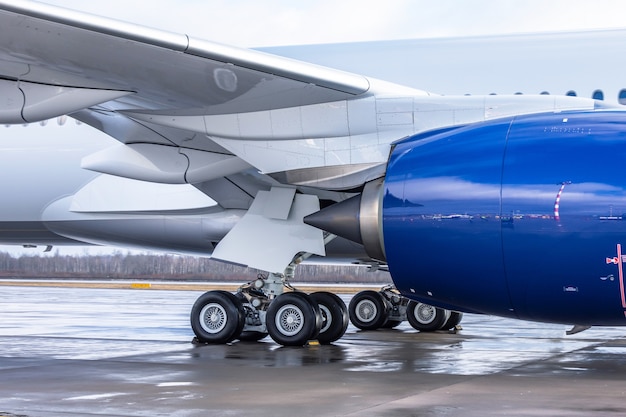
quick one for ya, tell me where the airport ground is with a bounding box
[1,282,626,416]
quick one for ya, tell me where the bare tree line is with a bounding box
[0,251,392,283]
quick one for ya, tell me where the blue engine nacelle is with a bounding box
[385,110,626,325]
[305,110,626,325]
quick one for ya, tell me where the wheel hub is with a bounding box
[416,303,435,324]
[276,305,304,336]
[356,300,376,322]
[318,304,331,333]
[200,303,227,334]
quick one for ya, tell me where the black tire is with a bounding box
[190,290,245,343]
[406,300,447,332]
[238,331,268,342]
[267,292,322,346]
[440,311,463,331]
[310,292,349,344]
[348,290,390,330]
[382,319,403,328]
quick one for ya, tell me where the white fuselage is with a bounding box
[263,29,626,105]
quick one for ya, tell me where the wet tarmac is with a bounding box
[2,285,626,416]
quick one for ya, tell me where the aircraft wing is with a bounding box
[0,1,370,114]
[0,1,431,196]
[0,0,414,271]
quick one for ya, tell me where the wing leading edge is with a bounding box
[0,0,371,115]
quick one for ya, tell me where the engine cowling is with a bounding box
[385,110,626,325]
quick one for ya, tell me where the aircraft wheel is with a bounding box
[440,311,464,331]
[190,290,245,343]
[348,290,389,330]
[406,300,447,332]
[310,292,349,344]
[267,292,322,346]
[238,331,268,342]
[382,319,403,328]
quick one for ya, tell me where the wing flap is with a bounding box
[81,143,252,184]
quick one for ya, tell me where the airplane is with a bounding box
[2,0,626,346]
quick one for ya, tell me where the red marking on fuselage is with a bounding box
[554,182,571,221]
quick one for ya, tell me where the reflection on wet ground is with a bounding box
[1,286,626,416]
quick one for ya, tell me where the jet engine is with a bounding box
[306,110,626,325]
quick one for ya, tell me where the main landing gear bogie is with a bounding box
[348,286,463,333]
[191,287,350,347]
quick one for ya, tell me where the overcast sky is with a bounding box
[6,0,626,257]
[41,0,626,47]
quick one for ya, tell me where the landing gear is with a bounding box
[382,319,403,328]
[441,311,464,331]
[348,286,463,333]
[267,292,322,346]
[235,290,268,342]
[191,265,350,347]
[190,290,245,344]
[190,270,463,345]
[348,285,409,330]
[348,290,389,330]
[406,300,447,332]
[311,292,349,344]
